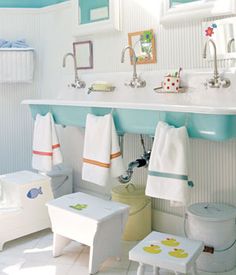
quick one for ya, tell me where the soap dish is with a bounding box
[88,86,116,94]
[153,87,187,93]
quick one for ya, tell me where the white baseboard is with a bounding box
[152,209,185,236]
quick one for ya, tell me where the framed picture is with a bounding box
[128,30,156,65]
[73,41,93,70]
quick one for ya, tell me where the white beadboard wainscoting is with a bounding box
[0,0,235,220]
[0,9,40,174]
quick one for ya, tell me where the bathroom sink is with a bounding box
[22,69,236,141]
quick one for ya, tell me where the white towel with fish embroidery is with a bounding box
[32,113,63,172]
[145,121,190,206]
[82,113,125,186]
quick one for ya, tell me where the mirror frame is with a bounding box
[73,41,93,70]
[72,0,122,36]
[161,0,236,25]
[128,29,156,65]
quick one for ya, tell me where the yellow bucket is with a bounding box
[112,184,151,241]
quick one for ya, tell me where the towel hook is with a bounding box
[184,113,189,128]
[157,111,166,123]
[110,108,115,115]
[49,106,53,116]
[158,111,161,122]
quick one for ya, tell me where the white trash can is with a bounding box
[186,203,236,273]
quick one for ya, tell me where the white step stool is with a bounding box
[129,231,204,275]
[0,171,53,250]
[46,192,130,274]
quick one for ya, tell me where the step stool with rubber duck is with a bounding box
[46,192,130,275]
[0,171,53,250]
[129,231,204,275]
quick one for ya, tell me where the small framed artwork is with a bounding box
[128,29,156,65]
[72,0,122,36]
[73,41,93,70]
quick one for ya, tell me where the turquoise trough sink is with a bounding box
[28,104,236,141]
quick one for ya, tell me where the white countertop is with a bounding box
[22,69,236,115]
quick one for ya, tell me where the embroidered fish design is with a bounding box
[27,187,43,199]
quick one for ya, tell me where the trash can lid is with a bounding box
[0,170,49,185]
[187,203,236,222]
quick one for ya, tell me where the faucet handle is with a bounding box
[68,80,86,89]
[75,80,86,89]
[124,80,133,87]
[203,77,231,89]
[136,78,146,88]
[220,78,231,88]
[125,77,146,88]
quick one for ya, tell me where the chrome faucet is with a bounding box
[227,38,235,53]
[203,39,230,88]
[121,46,146,88]
[62,53,86,89]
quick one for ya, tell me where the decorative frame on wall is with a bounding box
[72,0,121,36]
[128,30,156,65]
[73,41,93,70]
[161,0,236,24]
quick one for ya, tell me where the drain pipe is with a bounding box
[119,158,148,184]
[119,135,151,184]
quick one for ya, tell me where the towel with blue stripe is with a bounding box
[145,121,192,206]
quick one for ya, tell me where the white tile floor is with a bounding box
[0,229,235,275]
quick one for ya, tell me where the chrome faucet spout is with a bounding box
[202,39,230,89]
[203,39,219,80]
[227,38,235,53]
[62,52,86,89]
[121,46,138,79]
[121,45,146,88]
[62,53,79,81]
[63,53,74,68]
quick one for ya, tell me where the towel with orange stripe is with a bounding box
[32,113,63,172]
[82,113,125,186]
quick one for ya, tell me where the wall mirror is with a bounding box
[161,0,236,24]
[128,30,156,65]
[202,18,236,60]
[73,41,93,70]
[72,0,121,36]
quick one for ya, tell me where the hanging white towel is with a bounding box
[82,113,125,187]
[32,113,63,172]
[145,121,190,206]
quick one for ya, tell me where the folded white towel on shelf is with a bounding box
[82,113,125,187]
[32,113,63,172]
[145,121,191,206]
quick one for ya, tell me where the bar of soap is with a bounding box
[92,81,113,91]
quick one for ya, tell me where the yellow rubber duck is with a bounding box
[168,248,188,258]
[143,244,162,254]
[161,238,180,247]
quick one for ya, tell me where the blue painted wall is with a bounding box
[0,0,67,8]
